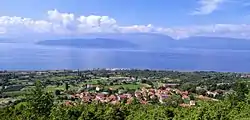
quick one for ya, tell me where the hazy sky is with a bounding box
[0,0,250,38]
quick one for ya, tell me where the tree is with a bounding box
[233,81,249,101]
[190,94,195,100]
[54,89,61,96]
[196,89,207,96]
[208,84,217,91]
[97,80,102,85]
[106,75,110,79]
[180,83,196,92]
[26,80,54,118]
[164,94,183,107]
[246,92,250,104]
[65,82,69,91]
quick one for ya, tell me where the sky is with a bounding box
[0,0,250,39]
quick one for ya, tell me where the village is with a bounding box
[64,82,222,108]
[0,69,247,108]
[68,85,196,106]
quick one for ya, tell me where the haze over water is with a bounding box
[1,43,250,72]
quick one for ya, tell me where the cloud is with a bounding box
[0,9,250,39]
[77,15,118,33]
[0,16,53,35]
[191,0,225,15]
[119,24,155,33]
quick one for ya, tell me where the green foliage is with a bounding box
[125,105,174,120]
[0,70,250,120]
[233,81,249,101]
[180,83,196,93]
[1,81,250,120]
[196,88,207,96]
[190,94,195,100]
[54,90,61,96]
[163,94,183,107]
[25,80,54,119]
[65,82,69,91]
[1,98,250,120]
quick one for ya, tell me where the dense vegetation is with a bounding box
[1,81,250,120]
[1,70,250,119]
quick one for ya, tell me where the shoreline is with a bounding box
[0,68,248,73]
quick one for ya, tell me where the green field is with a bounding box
[3,91,27,97]
[3,76,149,97]
[106,83,150,90]
[49,76,80,81]
[45,85,65,92]
[0,98,15,105]
[85,78,108,84]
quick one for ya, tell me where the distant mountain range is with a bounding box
[0,38,16,43]
[177,36,250,50]
[35,33,250,50]
[37,38,138,49]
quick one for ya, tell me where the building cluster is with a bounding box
[69,86,196,107]
[241,74,250,78]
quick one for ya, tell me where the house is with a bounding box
[108,95,117,101]
[65,101,74,106]
[110,100,119,105]
[150,95,157,99]
[118,95,127,101]
[160,94,168,99]
[190,100,196,106]
[126,98,134,104]
[140,100,148,104]
[179,103,191,107]
[182,95,189,99]
[124,93,132,98]
[86,84,93,89]
[164,83,180,88]
[82,96,91,102]
[96,86,101,91]
[241,74,250,78]
[206,91,218,97]
[96,93,105,100]
[182,91,189,96]
[196,95,218,101]
[135,91,142,98]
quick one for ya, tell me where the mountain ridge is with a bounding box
[36,33,250,50]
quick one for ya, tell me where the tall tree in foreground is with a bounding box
[233,81,249,102]
[65,82,69,91]
[26,80,54,119]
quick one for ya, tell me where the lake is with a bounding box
[1,43,250,72]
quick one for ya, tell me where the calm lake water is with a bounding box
[1,43,250,72]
